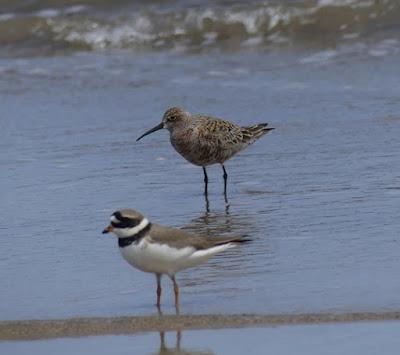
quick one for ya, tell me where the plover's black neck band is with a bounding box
[118,223,152,248]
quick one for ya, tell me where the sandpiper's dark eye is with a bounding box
[168,115,176,121]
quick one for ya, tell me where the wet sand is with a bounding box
[2,311,400,341]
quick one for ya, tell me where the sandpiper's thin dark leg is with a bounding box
[156,274,162,311]
[202,166,208,195]
[159,331,166,350]
[224,201,230,214]
[203,167,210,211]
[222,164,228,202]
[170,275,180,315]
[204,192,210,212]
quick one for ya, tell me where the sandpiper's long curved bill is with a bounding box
[136,122,164,141]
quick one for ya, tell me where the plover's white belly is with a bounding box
[119,239,232,275]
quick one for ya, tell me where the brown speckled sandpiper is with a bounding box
[102,208,250,313]
[137,107,274,201]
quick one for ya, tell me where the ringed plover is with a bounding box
[102,208,250,313]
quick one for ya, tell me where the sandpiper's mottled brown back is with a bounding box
[136,106,274,198]
[167,110,274,166]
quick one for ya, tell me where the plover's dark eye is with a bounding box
[112,212,123,221]
[111,216,140,229]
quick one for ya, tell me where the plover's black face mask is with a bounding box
[102,210,150,238]
[110,212,140,229]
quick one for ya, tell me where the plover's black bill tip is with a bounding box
[136,122,164,141]
[102,226,113,234]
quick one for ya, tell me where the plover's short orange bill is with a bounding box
[137,107,274,201]
[102,208,250,313]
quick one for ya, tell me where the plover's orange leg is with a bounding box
[171,275,180,314]
[177,330,182,349]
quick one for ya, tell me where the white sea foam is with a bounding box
[242,36,263,47]
[35,8,60,18]
[64,5,87,15]
[0,13,15,21]
[300,50,338,64]
[369,49,388,57]
[342,33,360,40]
[318,0,375,8]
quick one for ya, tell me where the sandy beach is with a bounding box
[2,311,400,341]
[1,0,400,353]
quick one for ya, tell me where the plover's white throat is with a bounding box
[102,208,250,313]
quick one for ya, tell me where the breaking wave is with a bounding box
[1,0,400,55]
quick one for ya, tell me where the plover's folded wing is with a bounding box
[149,224,250,250]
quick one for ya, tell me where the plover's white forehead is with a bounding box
[110,215,120,223]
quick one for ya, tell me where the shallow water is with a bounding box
[2,321,400,355]
[1,41,400,320]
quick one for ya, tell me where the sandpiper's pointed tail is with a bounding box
[241,123,274,143]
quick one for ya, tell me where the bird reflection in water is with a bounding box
[151,330,213,355]
[176,209,259,294]
[182,208,255,240]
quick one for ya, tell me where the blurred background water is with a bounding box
[1,0,400,321]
